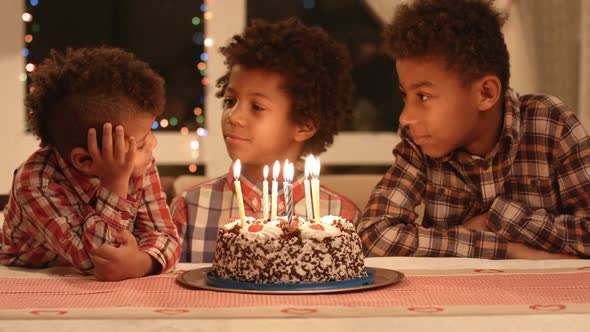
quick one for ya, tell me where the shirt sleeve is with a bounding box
[16,182,139,273]
[357,140,508,258]
[170,194,189,243]
[132,161,182,273]
[169,192,190,262]
[487,114,590,257]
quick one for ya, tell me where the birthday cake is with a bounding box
[212,215,367,284]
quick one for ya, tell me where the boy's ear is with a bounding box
[294,121,317,143]
[475,75,502,112]
[69,147,94,176]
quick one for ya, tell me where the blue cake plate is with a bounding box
[177,267,404,294]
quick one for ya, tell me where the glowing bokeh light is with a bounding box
[190,140,200,150]
[25,63,36,72]
[196,128,208,136]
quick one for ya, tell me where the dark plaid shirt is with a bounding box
[358,89,590,258]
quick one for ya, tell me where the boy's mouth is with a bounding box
[224,134,250,143]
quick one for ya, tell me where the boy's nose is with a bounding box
[225,105,246,127]
[398,104,417,127]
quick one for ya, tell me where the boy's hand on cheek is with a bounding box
[87,123,137,197]
[92,229,156,281]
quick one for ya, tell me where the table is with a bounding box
[1,257,589,332]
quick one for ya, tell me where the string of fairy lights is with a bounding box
[21,0,213,173]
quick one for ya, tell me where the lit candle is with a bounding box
[271,160,280,220]
[304,155,314,221]
[311,157,321,223]
[283,160,294,225]
[262,165,270,219]
[233,159,246,226]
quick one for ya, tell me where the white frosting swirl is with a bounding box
[299,219,341,240]
[223,217,283,240]
[222,216,257,230]
[320,215,355,230]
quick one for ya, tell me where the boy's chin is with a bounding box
[421,146,452,159]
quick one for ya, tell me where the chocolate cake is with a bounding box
[212,215,367,283]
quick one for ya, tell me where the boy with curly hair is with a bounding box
[0,47,181,280]
[358,0,590,259]
[171,17,360,263]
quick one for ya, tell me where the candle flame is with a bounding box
[284,159,290,173]
[284,162,294,182]
[311,157,320,178]
[305,154,314,178]
[272,160,280,180]
[263,165,269,179]
[233,159,241,180]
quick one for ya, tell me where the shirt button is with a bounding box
[120,211,131,219]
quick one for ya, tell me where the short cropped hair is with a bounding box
[26,47,165,157]
[384,0,510,93]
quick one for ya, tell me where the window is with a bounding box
[24,0,207,133]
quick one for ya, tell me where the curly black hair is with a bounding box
[26,47,165,157]
[216,17,353,155]
[384,0,510,93]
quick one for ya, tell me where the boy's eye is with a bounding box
[223,97,236,108]
[252,103,265,111]
[418,94,430,102]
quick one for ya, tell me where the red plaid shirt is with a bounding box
[0,147,181,273]
[171,171,361,263]
[358,89,590,258]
